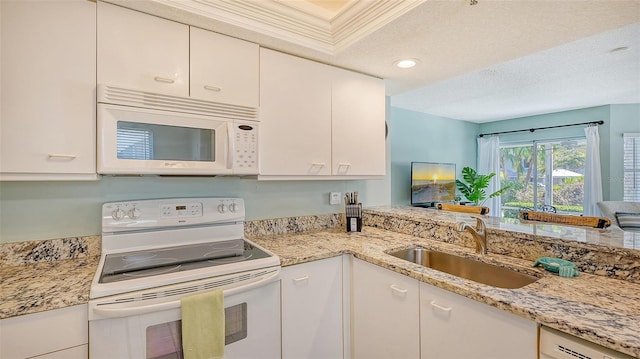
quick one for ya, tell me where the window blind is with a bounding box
[117,128,153,160]
[623,133,640,202]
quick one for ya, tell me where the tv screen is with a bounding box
[411,162,456,207]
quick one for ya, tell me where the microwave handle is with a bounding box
[227,122,235,170]
[92,269,279,319]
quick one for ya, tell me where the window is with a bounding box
[623,133,640,202]
[499,138,587,218]
[117,128,153,160]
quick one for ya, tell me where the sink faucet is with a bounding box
[454,217,487,255]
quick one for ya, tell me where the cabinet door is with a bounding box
[281,256,343,359]
[0,0,96,179]
[0,304,88,359]
[352,258,420,359]
[420,282,537,359]
[97,2,188,96]
[259,48,332,176]
[190,27,259,107]
[331,68,386,176]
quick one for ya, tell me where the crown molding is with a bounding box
[151,0,424,54]
[332,0,424,53]
[275,0,359,22]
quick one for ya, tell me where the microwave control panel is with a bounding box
[233,122,258,174]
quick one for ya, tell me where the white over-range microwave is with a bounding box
[97,85,259,175]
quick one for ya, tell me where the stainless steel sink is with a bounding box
[388,247,539,289]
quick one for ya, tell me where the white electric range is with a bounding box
[88,197,281,359]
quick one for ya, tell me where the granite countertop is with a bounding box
[0,257,99,319]
[249,227,640,358]
[0,236,101,320]
[1,211,638,357]
[366,205,640,251]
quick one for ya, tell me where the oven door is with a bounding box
[97,103,233,175]
[89,267,281,359]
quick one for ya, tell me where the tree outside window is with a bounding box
[500,139,586,218]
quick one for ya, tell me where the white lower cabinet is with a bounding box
[352,258,420,359]
[0,304,88,359]
[350,257,537,359]
[420,282,538,359]
[281,256,344,359]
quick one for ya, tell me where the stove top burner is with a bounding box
[99,239,270,284]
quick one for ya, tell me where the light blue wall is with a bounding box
[388,104,638,207]
[3,104,634,243]
[0,99,394,244]
[389,107,479,205]
[478,104,640,201]
[0,176,389,243]
[608,104,640,200]
[478,106,610,143]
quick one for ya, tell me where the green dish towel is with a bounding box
[181,289,225,359]
[533,257,579,277]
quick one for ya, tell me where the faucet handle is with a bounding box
[453,222,467,232]
[470,216,486,231]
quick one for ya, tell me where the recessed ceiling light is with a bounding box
[394,59,419,69]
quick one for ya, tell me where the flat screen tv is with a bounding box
[411,162,457,207]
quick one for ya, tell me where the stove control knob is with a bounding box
[128,207,141,219]
[217,203,227,213]
[111,209,125,221]
[229,203,239,213]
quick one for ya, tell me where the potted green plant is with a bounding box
[455,166,509,206]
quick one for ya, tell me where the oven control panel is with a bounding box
[161,203,202,218]
[102,197,245,232]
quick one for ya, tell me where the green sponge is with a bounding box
[533,257,579,277]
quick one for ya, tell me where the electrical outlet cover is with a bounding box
[330,192,342,205]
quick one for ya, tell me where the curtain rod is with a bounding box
[478,120,604,138]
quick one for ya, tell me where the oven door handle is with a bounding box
[92,269,279,319]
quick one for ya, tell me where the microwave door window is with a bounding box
[117,127,153,160]
[117,121,215,162]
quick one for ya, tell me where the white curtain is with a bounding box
[584,125,603,216]
[477,136,501,216]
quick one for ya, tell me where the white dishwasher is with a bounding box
[540,326,634,359]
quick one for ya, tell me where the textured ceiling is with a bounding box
[109,0,640,123]
[391,22,640,122]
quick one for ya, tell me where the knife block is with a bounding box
[346,203,362,232]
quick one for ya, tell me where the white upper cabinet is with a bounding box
[331,67,386,176]
[98,2,259,107]
[259,49,386,179]
[190,27,259,107]
[97,1,189,96]
[0,0,97,180]
[259,48,333,176]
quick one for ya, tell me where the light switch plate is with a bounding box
[330,192,342,205]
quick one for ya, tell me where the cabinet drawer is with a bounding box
[0,305,88,359]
